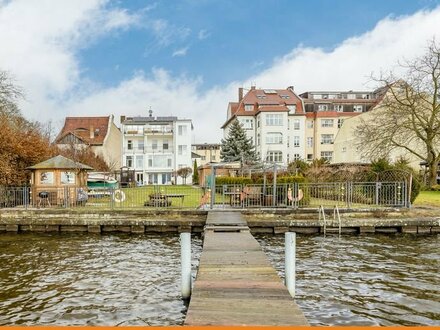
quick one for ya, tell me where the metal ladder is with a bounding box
[319,205,342,236]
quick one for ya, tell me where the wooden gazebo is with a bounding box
[27,155,93,207]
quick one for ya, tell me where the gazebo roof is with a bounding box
[26,155,93,170]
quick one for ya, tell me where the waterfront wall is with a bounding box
[0,209,439,234]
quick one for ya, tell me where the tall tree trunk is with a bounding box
[428,161,438,187]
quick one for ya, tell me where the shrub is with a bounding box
[215,176,253,185]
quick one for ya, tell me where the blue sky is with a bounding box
[1,0,440,142]
[79,0,440,90]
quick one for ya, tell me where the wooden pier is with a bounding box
[184,211,308,326]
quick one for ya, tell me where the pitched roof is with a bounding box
[55,116,111,145]
[27,155,93,170]
[222,87,304,128]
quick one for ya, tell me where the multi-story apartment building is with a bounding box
[299,91,378,162]
[191,143,221,166]
[120,114,193,185]
[221,86,305,166]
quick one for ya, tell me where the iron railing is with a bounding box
[0,181,409,210]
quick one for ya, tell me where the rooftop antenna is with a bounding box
[148,106,153,118]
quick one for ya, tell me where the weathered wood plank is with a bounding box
[185,211,308,326]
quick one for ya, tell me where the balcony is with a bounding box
[144,147,174,154]
[144,126,173,135]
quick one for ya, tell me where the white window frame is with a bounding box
[266,132,283,144]
[293,119,300,130]
[266,151,283,162]
[321,119,334,128]
[266,114,283,126]
[293,136,300,147]
[321,151,333,161]
[321,134,334,144]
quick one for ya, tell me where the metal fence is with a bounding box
[0,181,409,210]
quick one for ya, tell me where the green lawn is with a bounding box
[86,185,205,209]
[413,190,440,207]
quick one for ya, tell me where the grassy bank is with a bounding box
[413,190,440,207]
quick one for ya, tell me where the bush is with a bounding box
[215,176,253,185]
[430,184,440,191]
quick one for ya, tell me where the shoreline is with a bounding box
[1,208,439,235]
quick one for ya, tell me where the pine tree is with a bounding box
[221,120,258,163]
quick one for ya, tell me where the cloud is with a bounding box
[2,3,440,144]
[197,29,210,40]
[172,47,189,57]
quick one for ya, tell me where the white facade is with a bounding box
[121,116,193,185]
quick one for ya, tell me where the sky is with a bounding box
[1,0,440,143]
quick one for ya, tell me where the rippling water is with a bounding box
[255,234,440,326]
[0,233,202,326]
[0,232,439,326]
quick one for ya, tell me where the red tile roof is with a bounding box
[222,87,304,128]
[55,116,110,146]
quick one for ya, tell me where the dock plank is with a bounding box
[184,211,308,326]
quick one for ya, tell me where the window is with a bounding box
[167,158,172,167]
[244,104,253,111]
[266,151,282,162]
[318,104,329,111]
[307,121,314,129]
[148,155,169,168]
[257,133,260,146]
[212,155,216,161]
[40,171,54,184]
[321,119,334,127]
[294,153,300,160]
[135,155,143,169]
[307,154,313,161]
[338,119,344,128]
[242,118,253,129]
[126,156,133,168]
[163,140,169,150]
[127,140,133,150]
[342,147,347,152]
[307,137,313,148]
[257,119,260,128]
[266,114,283,126]
[293,136,300,147]
[178,145,187,155]
[266,133,283,144]
[201,156,206,160]
[61,172,75,184]
[321,151,333,162]
[280,94,291,99]
[152,140,158,150]
[287,105,296,113]
[347,94,356,99]
[353,105,363,112]
[293,119,300,130]
[335,105,343,112]
[178,125,187,136]
[148,158,152,167]
[321,134,334,144]
[137,140,144,151]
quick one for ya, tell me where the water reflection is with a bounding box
[0,233,202,326]
[255,234,440,326]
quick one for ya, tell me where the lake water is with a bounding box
[0,232,439,326]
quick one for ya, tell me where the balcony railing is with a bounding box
[144,127,173,134]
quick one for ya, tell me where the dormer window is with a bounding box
[280,94,290,99]
[287,105,297,113]
[244,104,253,111]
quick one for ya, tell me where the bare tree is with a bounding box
[356,39,440,187]
[176,167,192,185]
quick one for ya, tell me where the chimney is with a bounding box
[250,85,256,90]
[90,125,94,139]
[238,87,243,101]
[120,115,126,123]
[287,86,294,91]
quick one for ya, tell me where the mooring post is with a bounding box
[180,232,192,299]
[285,232,296,298]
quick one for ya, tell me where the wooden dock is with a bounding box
[184,211,308,326]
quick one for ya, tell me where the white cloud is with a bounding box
[172,46,189,57]
[198,29,210,40]
[2,3,440,144]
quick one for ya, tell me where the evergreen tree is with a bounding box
[192,159,199,184]
[221,120,258,163]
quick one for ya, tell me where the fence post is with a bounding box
[24,185,28,210]
[375,182,379,206]
[111,187,115,210]
[273,163,277,207]
[210,167,216,209]
[285,232,296,298]
[180,232,192,300]
[407,175,412,208]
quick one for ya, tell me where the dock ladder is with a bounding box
[319,205,342,236]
